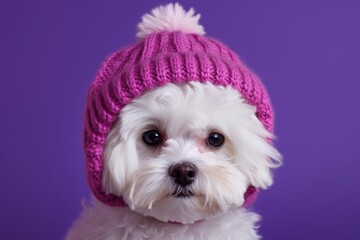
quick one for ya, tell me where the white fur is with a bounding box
[136,3,205,40]
[67,82,282,239]
[66,198,261,240]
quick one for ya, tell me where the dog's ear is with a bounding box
[102,121,139,196]
[250,141,280,189]
[232,115,282,190]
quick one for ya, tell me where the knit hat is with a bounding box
[84,3,273,207]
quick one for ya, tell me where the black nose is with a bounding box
[169,162,198,186]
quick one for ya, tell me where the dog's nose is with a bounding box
[169,162,198,186]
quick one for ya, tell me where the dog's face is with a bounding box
[102,82,281,224]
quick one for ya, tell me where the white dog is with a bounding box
[66,4,281,240]
[66,82,281,240]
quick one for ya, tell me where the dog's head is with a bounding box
[101,81,281,224]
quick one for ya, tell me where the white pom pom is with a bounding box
[136,3,205,40]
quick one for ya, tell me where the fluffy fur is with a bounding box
[66,198,261,240]
[66,82,281,239]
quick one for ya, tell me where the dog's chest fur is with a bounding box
[66,199,261,240]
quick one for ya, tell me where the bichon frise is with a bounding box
[66,3,282,240]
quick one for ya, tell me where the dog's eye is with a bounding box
[142,130,163,146]
[207,132,225,148]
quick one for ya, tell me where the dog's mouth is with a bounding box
[172,187,194,198]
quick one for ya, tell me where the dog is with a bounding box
[66,4,282,240]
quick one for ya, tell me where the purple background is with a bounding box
[1,0,359,239]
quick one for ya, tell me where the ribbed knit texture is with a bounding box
[84,31,273,207]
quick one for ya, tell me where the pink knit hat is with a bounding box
[84,3,273,207]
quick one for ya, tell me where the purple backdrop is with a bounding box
[1,0,359,239]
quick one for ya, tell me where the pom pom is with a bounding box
[136,3,205,40]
